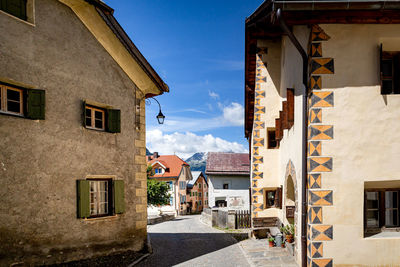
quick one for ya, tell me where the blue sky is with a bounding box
[104,0,263,158]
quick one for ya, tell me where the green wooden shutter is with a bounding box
[26,89,45,120]
[1,0,27,20]
[82,101,87,127]
[77,180,90,218]
[107,109,121,133]
[113,180,125,214]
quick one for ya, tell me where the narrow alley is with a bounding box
[138,215,250,267]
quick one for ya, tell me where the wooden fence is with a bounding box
[235,210,251,229]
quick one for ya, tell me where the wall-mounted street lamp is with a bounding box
[150,97,165,125]
[136,96,165,130]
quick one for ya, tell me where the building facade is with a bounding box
[245,1,400,266]
[206,152,250,210]
[187,171,209,213]
[0,0,168,265]
[147,154,192,215]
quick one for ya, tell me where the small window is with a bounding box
[267,128,278,149]
[199,200,202,206]
[0,83,45,119]
[365,188,400,237]
[380,46,400,95]
[264,187,282,209]
[89,180,111,217]
[83,101,120,133]
[223,183,229,189]
[77,179,124,219]
[85,106,105,131]
[199,192,202,197]
[199,183,202,188]
[0,0,27,21]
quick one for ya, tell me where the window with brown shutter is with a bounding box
[380,44,400,95]
[287,89,294,128]
[267,128,278,149]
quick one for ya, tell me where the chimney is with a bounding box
[153,152,159,158]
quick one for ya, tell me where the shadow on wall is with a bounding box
[137,233,238,266]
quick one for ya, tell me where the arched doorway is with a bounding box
[286,174,296,224]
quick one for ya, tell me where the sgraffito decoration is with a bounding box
[307,24,334,267]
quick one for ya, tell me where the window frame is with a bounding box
[267,128,278,149]
[87,178,113,218]
[364,188,400,236]
[263,187,282,209]
[380,45,400,95]
[0,85,23,116]
[85,105,106,131]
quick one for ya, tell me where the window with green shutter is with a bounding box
[82,101,120,133]
[0,0,27,21]
[0,83,45,120]
[77,178,125,218]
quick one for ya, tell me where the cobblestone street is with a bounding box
[137,215,250,267]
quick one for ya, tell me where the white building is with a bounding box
[205,152,250,210]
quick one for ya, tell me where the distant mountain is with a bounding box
[146,148,152,156]
[185,152,207,173]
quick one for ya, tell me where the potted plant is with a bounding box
[268,237,275,247]
[285,224,295,243]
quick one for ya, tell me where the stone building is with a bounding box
[0,0,168,265]
[244,1,400,266]
[186,171,209,213]
[147,153,192,215]
[206,152,250,210]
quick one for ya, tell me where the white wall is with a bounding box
[208,175,250,209]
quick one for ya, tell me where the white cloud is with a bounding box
[222,102,244,126]
[147,102,245,133]
[208,90,219,100]
[147,130,248,159]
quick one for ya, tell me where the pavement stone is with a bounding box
[239,239,298,267]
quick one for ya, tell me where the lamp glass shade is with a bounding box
[157,111,165,124]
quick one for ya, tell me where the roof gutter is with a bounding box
[276,8,308,267]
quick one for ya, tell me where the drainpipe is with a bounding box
[276,8,308,267]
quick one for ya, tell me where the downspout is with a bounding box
[276,8,308,267]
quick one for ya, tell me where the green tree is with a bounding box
[147,165,170,205]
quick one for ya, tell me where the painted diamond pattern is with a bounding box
[255,106,265,114]
[309,207,323,224]
[308,157,332,172]
[311,258,333,267]
[310,76,322,90]
[253,138,264,147]
[310,91,333,107]
[252,171,263,180]
[255,91,265,99]
[254,122,265,129]
[252,188,263,196]
[253,147,260,156]
[309,190,333,206]
[310,58,334,75]
[310,109,322,124]
[312,225,333,241]
[253,203,263,212]
[308,141,322,156]
[253,156,263,164]
[311,43,322,57]
[253,130,260,138]
[252,164,259,172]
[309,125,333,140]
[311,242,323,258]
[311,25,331,41]
[308,173,321,189]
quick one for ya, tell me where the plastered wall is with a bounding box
[317,24,400,266]
[0,0,148,265]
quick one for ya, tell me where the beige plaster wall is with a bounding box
[0,0,148,265]
[278,26,310,264]
[319,24,400,266]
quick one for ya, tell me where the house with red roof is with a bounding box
[205,152,250,210]
[147,153,192,215]
[186,171,209,213]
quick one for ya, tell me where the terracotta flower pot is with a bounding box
[286,234,294,243]
[269,241,274,247]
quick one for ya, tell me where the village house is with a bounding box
[245,0,400,266]
[186,171,209,213]
[206,152,250,210]
[147,153,192,215]
[0,0,168,265]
